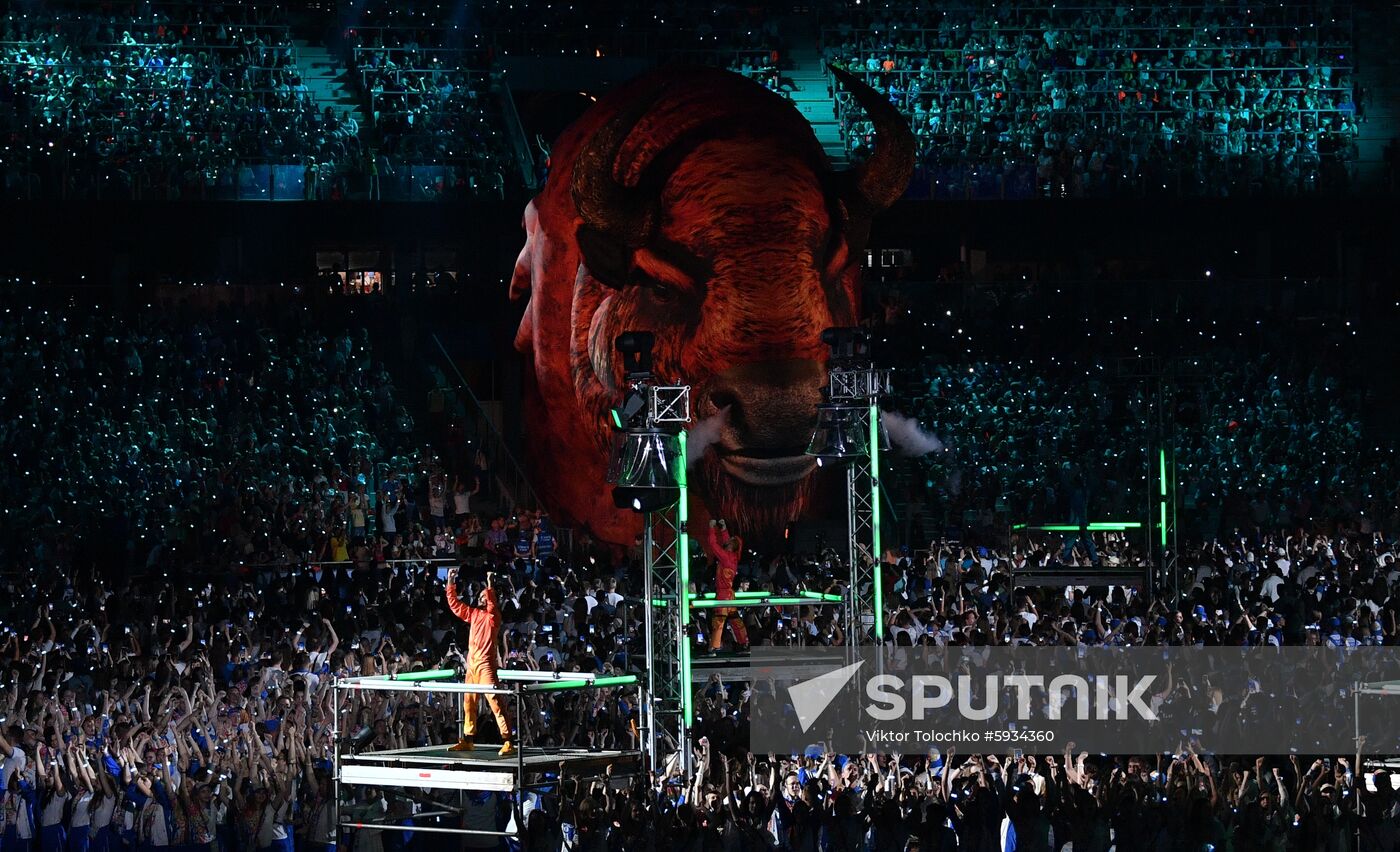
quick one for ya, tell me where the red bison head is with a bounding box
[511,66,912,546]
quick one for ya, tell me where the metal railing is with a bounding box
[430,334,540,514]
[495,73,538,190]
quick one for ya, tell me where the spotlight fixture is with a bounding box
[607,331,690,513]
[611,428,682,511]
[806,397,868,464]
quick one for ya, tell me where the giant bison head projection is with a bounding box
[511,66,913,546]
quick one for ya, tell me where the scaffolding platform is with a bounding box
[688,648,833,683]
[334,669,644,840]
[341,745,638,793]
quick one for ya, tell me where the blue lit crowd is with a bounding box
[825,0,1362,197]
[0,281,1396,850]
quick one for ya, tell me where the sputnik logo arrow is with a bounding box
[787,661,865,733]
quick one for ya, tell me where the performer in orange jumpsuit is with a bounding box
[705,519,749,652]
[445,567,515,754]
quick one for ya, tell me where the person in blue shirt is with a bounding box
[534,516,557,563]
[4,765,38,852]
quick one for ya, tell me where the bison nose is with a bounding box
[704,359,826,452]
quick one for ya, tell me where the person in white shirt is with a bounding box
[0,726,28,791]
[602,578,624,609]
[34,745,69,852]
[88,758,118,852]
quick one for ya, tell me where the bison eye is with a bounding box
[647,281,679,303]
[632,273,679,305]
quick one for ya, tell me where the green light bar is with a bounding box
[689,596,813,609]
[1159,448,1169,549]
[526,675,638,693]
[652,598,669,608]
[677,429,693,728]
[870,403,883,642]
[1012,522,1144,532]
[690,591,770,599]
[610,408,623,429]
[387,669,457,682]
[800,590,844,602]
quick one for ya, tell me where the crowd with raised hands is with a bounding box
[639,740,1389,852]
[873,529,1400,650]
[0,7,360,200]
[823,0,1361,197]
[2,283,1398,848]
[5,512,1400,849]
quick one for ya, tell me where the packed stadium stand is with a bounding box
[3,0,1391,199]
[825,1,1363,197]
[2,2,1400,850]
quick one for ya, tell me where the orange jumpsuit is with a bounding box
[706,526,749,650]
[445,584,513,739]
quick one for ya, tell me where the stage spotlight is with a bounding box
[806,399,868,464]
[611,428,681,511]
[608,331,688,513]
[615,331,655,379]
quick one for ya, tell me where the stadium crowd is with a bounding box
[0,272,1388,850]
[340,29,513,198]
[0,294,438,576]
[1,0,1379,200]
[904,352,1394,543]
[5,509,1400,850]
[0,3,527,200]
[865,278,1396,550]
[0,283,1395,850]
[0,7,363,200]
[824,1,1362,197]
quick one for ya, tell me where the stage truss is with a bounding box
[829,356,889,647]
[642,496,690,775]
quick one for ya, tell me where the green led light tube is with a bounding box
[526,675,638,693]
[677,429,693,727]
[387,669,458,682]
[690,591,770,599]
[689,596,813,609]
[1012,522,1143,531]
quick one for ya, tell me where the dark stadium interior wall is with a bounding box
[2,200,1395,423]
[5,196,1395,284]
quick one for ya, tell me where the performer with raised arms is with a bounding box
[705,519,748,653]
[444,568,515,755]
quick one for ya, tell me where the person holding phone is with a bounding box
[705,519,748,653]
[444,568,514,755]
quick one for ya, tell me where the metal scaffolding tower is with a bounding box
[610,378,692,775]
[640,469,690,775]
[826,332,890,647]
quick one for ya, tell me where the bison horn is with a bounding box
[829,63,915,221]
[570,95,659,287]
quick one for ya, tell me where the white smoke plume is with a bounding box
[882,411,944,456]
[686,408,730,469]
